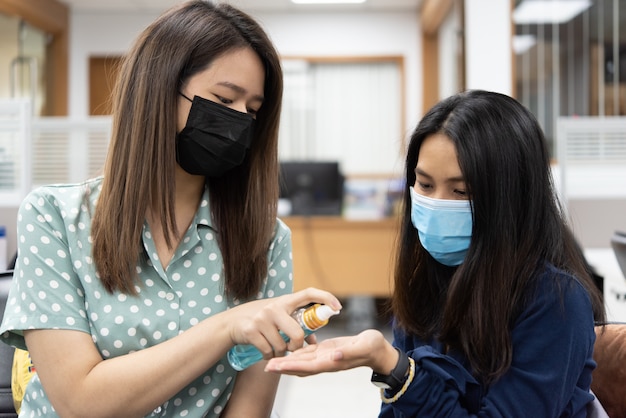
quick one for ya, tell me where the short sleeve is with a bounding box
[0,188,90,350]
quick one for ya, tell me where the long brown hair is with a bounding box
[391,90,605,384]
[91,1,283,300]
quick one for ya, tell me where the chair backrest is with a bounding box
[612,231,626,280]
[592,324,626,417]
[0,271,18,417]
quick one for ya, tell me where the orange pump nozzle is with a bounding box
[300,303,340,331]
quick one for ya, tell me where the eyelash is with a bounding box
[215,95,258,116]
[416,182,467,197]
[216,95,232,105]
[416,182,432,191]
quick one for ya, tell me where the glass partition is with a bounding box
[514,0,626,157]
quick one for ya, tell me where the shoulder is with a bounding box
[20,177,103,214]
[266,218,293,260]
[275,217,291,233]
[536,263,591,301]
[519,263,593,325]
[273,218,292,241]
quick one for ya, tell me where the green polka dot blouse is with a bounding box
[0,177,294,417]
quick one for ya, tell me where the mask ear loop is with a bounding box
[177,92,194,137]
[179,92,193,103]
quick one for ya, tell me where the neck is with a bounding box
[174,166,205,206]
[147,166,205,236]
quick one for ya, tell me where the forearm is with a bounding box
[222,361,280,418]
[26,309,234,418]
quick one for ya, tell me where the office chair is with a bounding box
[0,270,17,417]
[611,231,626,280]
[587,232,626,417]
[592,323,626,418]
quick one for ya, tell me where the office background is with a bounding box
[0,0,624,272]
[1,0,625,253]
[0,1,625,416]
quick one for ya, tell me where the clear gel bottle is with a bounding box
[227,303,340,371]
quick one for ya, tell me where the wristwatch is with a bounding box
[370,347,410,390]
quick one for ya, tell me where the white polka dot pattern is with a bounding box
[0,177,294,417]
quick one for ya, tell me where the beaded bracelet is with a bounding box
[380,356,415,404]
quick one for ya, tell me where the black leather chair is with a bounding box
[0,271,18,417]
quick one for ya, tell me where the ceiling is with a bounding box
[513,0,626,44]
[57,0,423,13]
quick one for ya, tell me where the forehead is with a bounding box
[416,133,462,176]
[188,48,265,97]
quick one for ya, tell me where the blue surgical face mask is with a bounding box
[410,187,473,266]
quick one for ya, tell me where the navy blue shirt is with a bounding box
[380,264,596,417]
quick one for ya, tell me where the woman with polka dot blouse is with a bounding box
[0,2,341,417]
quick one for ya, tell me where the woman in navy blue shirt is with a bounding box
[266,90,606,417]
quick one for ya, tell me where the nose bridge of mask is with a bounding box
[410,188,472,243]
[186,95,256,148]
[411,189,472,211]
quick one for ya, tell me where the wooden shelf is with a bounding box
[283,216,399,297]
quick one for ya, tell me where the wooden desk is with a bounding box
[283,217,398,297]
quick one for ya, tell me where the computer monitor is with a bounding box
[611,231,626,280]
[279,161,344,216]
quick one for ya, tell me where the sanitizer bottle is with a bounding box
[227,303,340,371]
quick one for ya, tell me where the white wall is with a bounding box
[69,11,160,118]
[438,4,461,100]
[464,0,513,95]
[69,9,422,134]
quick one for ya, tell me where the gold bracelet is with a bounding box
[380,357,415,404]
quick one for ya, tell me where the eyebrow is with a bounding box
[216,81,264,102]
[415,167,464,183]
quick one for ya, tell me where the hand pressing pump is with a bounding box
[228,303,340,371]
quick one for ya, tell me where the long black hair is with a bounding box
[391,90,605,383]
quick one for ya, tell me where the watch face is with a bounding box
[371,379,392,389]
[371,372,394,389]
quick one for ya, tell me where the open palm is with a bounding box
[264,329,389,376]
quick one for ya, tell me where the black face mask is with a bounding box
[176,94,256,177]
